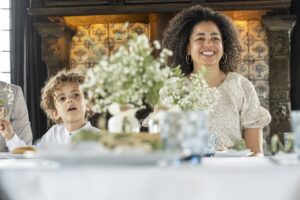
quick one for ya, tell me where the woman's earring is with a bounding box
[220,53,227,64]
[186,55,192,65]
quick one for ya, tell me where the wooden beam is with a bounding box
[28,0,291,16]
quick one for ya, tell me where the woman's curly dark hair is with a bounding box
[162,5,242,75]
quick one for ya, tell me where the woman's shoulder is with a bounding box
[220,72,256,100]
[227,72,249,81]
[226,72,254,88]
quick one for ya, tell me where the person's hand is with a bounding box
[0,118,14,140]
[0,107,8,119]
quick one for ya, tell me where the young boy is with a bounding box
[1,70,99,151]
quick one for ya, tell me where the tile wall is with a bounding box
[234,20,269,110]
[70,23,150,69]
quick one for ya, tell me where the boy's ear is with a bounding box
[50,109,60,122]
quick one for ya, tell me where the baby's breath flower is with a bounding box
[153,40,161,49]
[0,85,14,119]
[82,33,173,113]
[159,66,220,111]
[0,85,14,107]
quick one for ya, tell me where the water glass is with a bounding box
[291,111,300,154]
[204,132,217,157]
[160,110,208,156]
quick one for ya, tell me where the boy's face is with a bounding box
[52,82,86,124]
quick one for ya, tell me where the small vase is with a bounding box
[108,104,140,133]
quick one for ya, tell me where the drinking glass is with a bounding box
[204,132,217,157]
[160,110,208,156]
[291,111,300,154]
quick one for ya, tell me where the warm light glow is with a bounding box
[63,14,149,28]
[223,10,268,20]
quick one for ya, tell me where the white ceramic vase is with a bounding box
[108,104,140,133]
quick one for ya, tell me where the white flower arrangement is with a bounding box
[159,66,220,111]
[0,85,14,119]
[82,33,173,113]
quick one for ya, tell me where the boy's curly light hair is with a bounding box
[40,69,92,123]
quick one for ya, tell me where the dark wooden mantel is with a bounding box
[29,0,291,16]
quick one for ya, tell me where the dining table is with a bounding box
[0,152,300,200]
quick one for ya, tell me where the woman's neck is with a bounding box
[193,65,227,87]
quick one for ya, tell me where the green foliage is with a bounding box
[72,130,101,144]
[72,131,163,151]
[229,139,246,151]
[271,134,294,154]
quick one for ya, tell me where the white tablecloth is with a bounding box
[1,157,300,200]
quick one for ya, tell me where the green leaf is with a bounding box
[0,99,4,106]
[284,133,294,153]
[229,139,246,151]
[145,81,164,107]
[172,65,184,77]
[270,134,284,154]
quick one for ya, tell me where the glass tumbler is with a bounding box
[160,110,208,156]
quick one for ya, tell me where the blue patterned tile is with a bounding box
[259,98,270,110]
[247,55,256,65]
[90,24,109,43]
[105,37,115,55]
[109,23,128,43]
[240,40,249,61]
[70,44,89,63]
[249,20,267,42]
[237,62,249,78]
[72,26,90,44]
[250,79,269,99]
[249,40,269,61]
[249,60,269,80]
[234,21,248,39]
[129,23,150,37]
[110,43,125,55]
[242,53,249,63]
[247,34,256,47]
[89,44,109,63]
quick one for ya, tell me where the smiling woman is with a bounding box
[162,5,271,155]
[0,0,11,83]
